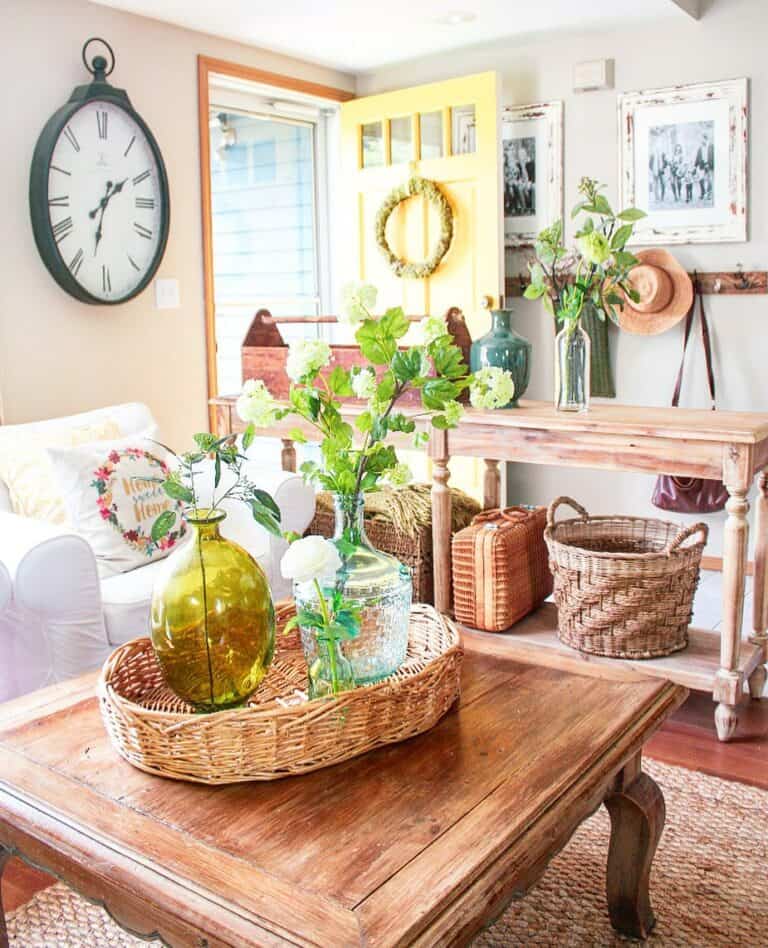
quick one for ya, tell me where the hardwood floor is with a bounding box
[2,691,766,920]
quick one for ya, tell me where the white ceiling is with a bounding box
[90,0,698,75]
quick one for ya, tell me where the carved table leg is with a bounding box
[430,430,452,615]
[281,438,297,473]
[715,448,751,741]
[483,459,501,510]
[0,845,11,948]
[749,470,768,700]
[604,755,664,939]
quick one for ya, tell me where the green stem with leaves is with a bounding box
[313,578,341,695]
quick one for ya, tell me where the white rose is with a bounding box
[236,379,278,427]
[340,281,378,326]
[280,536,342,585]
[285,338,332,382]
[351,367,378,400]
[469,366,515,410]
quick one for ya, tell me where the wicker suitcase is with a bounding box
[452,507,553,632]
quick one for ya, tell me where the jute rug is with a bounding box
[7,760,766,947]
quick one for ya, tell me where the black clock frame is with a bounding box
[29,62,170,305]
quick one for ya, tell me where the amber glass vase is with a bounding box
[150,510,275,711]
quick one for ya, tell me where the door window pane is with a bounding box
[452,105,476,155]
[390,116,412,164]
[361,121,384,168]
[420,111,443,159]
[209,110,319,395]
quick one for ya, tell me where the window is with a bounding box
[207,75,339,396]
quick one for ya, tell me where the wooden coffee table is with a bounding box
[0,633,686,947]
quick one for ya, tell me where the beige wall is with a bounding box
[0,0,353,446]
[359,0,766,556]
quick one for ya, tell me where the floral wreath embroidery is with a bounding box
[91,448,186,558]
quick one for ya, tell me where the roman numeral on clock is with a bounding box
[63,126,80,152]
[133,222,153,239]
[124,135,135,157]
[135,197,155,210]
[69,248,84,277]
[52,216,73,242]
[128,254,141,272]
[96,110,108,140]
[132,170,151,186]
[48,195,69,207]
[102,265,112,294]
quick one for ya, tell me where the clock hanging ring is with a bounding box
[374,176,454,279]
[29,38,170,305]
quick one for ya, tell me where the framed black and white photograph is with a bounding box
[502,101,563,248]
[619,78,748,244]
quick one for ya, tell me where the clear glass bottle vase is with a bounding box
[554,321,591,412]
[294,493,412,684]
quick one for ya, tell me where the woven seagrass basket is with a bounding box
[98,602,462,784]
[544,496,708,659]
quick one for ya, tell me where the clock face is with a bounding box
[44,98,166,303]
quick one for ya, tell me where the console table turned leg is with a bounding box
[483,459,501,510]
[715,452,751,741]
[0,845,11,948]
[604,755,664,940]
[749,470,768,700]
[430,430,452,616]
[281,438,297,473]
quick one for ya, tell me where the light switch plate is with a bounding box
[573,59,614,92]
[155,278,180,309]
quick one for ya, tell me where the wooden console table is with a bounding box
[212,396,768,742]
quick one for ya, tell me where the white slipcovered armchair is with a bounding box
[0,403,315,702]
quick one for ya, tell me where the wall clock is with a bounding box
[29,38,170,305]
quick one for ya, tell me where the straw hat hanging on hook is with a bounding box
[618,249,694,335]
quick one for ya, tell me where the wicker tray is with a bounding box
[98,603,463,785]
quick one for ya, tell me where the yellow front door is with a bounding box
[340,72,503,499]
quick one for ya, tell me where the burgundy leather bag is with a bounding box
[652,277,729,514]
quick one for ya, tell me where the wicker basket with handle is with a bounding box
[545,495,708,659]
[98,601,462,784]
[451,506,553,632]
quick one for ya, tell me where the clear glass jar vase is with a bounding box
[554,321,591,412]
[294,493,412,684]
[150,510,275,711]
[306,635,355,699]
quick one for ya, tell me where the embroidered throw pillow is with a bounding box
[48,433,187,577]
[0,417,122,525]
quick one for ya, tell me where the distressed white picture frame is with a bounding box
[502,101,563,249]
[618,78,748,245]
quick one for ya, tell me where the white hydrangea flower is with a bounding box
[469,367,515,410]
[280,535,341,585]
[351,367,378,400]
[285,338,332,382]
[340,281,378,326]
[381,462,413,488]
[236,379,278,427]
[443,399,464,426]
[419,313,448,346]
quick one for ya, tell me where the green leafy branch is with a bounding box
[524,177,646,328]
[149,432,283,542]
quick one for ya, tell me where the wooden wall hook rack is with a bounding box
[505,270,768,299]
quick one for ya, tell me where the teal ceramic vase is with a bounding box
[470,309,531,407]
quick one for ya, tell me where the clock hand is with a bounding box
[91,179,128,256]
[89,181,114,220]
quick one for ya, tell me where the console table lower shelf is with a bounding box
[459,602,766,697]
